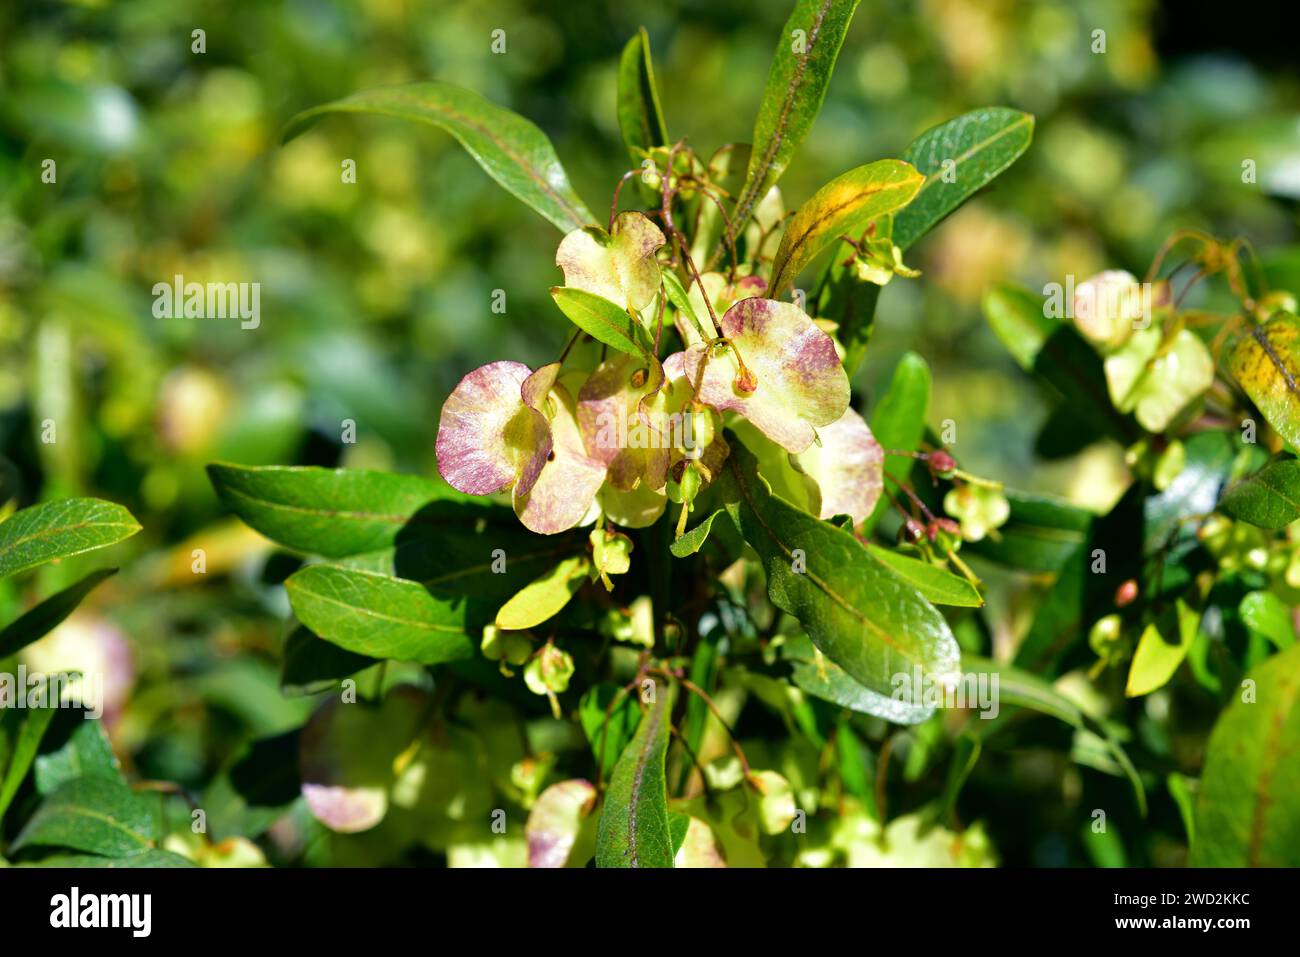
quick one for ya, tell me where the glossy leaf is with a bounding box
[892,107,1035,250]
[207,464,461,559]
[769,159,924,295]
[12,776,157,858]
[616,27,668,158]
[862,352,930,535]
[284,82,594,232]
[1191,643,1300,866]
[285,565,481,665]
[865,545,983,607]
[722,436,961,724]
[595,682,675,868]
[1239,591,1296,650]
[550,286,655,359]
[0,568,116,659]
[730,0,862,239]
[1229,314,1300,450]
[1218,456,1300,530]
[0,498,140,581]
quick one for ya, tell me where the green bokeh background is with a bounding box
[1,0,1296,865]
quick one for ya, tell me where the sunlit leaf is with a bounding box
[284,81,595,232]
[1191,643,1300,866]
[0,498,140,581]
[616,27,669,158]
[285,565,481,664]
[1228,314,1300,450]
[892,107,1035,250]
[769,159,923,296]
[495,555,590,630]
[1218,456,1300,530]
[722,436,960,724]
[595,681,675,867]
[729,0,862,240]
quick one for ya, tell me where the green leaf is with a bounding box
[670,504,729,557]
[208,464,465,559]
[616,27,668,159]
[862,352,930,535]
[595,681,675,868]
[1218,456,1300,530]
[579,683,640,778]
[1191,643,1300,866]
[769,159,924,296]
[284,565,481,665]
[1125,601,1198,697]
[34,717,121,795]
[981,280,1059,372]
[283,82,594,232]
[550,286,655,360]
[865,544,983,607]
[0,568,116,659]
[12,776,157,858]
[968,490,1093,573]
[1239,591,1296,650]
[730,0,862,240]
[30,850,195,868]
[0,702,57,820]
[1228,314,1300,450]
[892,107,1035,251]
[722,435,960,724]
[495,555,589,630]
[0,498,140,581]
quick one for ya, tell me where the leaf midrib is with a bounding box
[732,0,835,236]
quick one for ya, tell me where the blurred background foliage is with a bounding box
[1,0,1296,865]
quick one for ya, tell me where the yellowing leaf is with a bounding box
[1229,314,1300,449]
[769,159,924,296]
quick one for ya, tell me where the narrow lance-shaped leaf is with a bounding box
[769,159,924,296]
[1228,314,1300,451]
[728,0,862,244]
[616,27,669,159]
[1218,456,1300,530]
[865,545,983,607]
[0,702,57,821]
[595,681,676,868]
[892,107,1035,251]
[550,286,656,360]
[722,436,961,725]
[0,568,117,659]
[285,565,482,665]
[0,498,140,580]
[283,82,595,232]
[1191,642,1300,866]
[833,109,1034,371]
